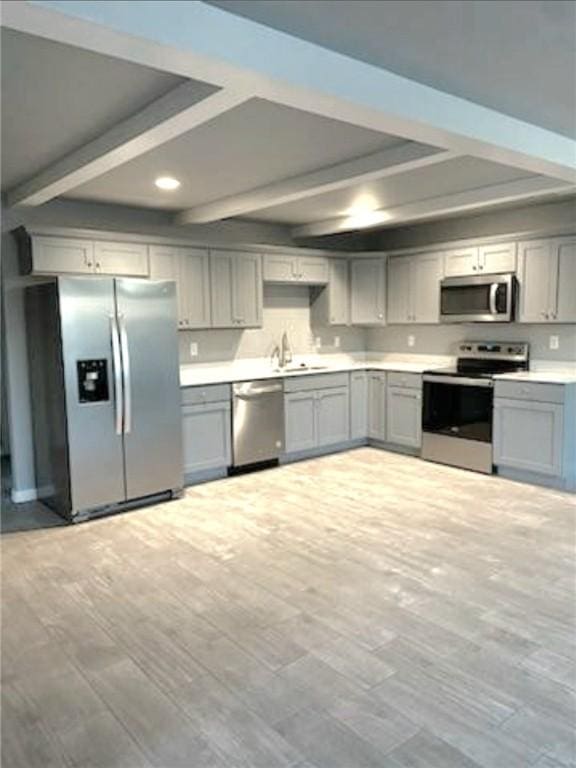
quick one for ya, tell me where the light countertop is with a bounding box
[180,354,450,387]
[180,355,576,388]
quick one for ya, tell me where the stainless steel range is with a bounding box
[422,341,529,474]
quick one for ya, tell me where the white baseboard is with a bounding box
[11,488,38,503]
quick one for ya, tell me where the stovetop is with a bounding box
[425,341,530,380]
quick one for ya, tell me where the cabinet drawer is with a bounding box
[181,383,231,405]
[387,371,422,390]
[284,372,349,393]
[494,381,564,404]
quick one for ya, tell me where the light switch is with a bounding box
[408,335,416,348]
[334,336,341,348]
[315,336,322,349]
[549,335,559,350]
[189,342,199,357]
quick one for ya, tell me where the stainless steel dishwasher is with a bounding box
[232,379,284,467]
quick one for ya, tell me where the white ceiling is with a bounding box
[67,98,407,210]
[250,157,533,224]
[0,29,203,190]
[1,8,573,238]
[208,0,576,139]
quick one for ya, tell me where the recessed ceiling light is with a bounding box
[155,176,181,191]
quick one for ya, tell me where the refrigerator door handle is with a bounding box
[109,314,124,435]
[118,313,132,435]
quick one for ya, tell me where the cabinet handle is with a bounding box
[472,265,477,271]
[550,312,557,320]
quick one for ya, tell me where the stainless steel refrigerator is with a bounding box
[26,277,183,521]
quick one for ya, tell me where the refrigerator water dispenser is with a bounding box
[77,359,109,403]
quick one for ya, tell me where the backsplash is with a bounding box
[179,284,366,364]
[367,323,576,362]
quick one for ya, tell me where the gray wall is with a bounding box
[367,323,576,362]
[179,284,365,364]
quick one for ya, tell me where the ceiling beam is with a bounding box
[176,144,457,224]
[291,177,575,238]
[4,1,575,185]
[6,83,251,207]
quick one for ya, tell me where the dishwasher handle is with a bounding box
[234,384,283,399]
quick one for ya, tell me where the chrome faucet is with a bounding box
[270,344,281,369]
[280,331,293,368]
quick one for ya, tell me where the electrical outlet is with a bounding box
[315,336,322,348]
[334,336,341,348]
[408,335,416,348]
[549,335,559,350]
[189,342,199,357]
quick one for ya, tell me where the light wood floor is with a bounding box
[2,448,576,768]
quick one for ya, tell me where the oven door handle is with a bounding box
[489,282,498,315]
[423,374,494,388]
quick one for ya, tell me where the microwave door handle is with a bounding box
[109,314,123,435]
[489,283,498,314]
[118,313,132,435]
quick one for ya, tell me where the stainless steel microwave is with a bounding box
[440,273,516,323]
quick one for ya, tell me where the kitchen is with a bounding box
[2,2,576,767]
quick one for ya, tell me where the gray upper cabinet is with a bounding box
[27,235,149,277]
[518,236,576,323]
[311,259,349,326]
[368,372,387,441]
[350,257,387,326]
[388,252,443,324]
[444,242,516,276]
[150,245,211,329]
[210,250,263,328]
[350,371,368,440]
[93,240,149,276]
[264,254,328,284]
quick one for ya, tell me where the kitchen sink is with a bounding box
[276,364,329,373]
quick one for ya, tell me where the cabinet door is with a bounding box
[316,387,350,447]
[386,387,422,448]
[411,252,443,323]
[32,236,94,274]
[328,259,349,325]
[479,242,516,274]
[555,238,576,322]
[350,371,368,439]
[210,251,235,327]
[94,241,149,276]
[387,257,411,324]
[493,398,563,476]
[297,256,329,284]
[518,240,556,323]
[149,246,187,329]
[368,373,386,441]
[234,253,262,327]
[285,392,317,453]
[351,258,386,325]
[444,247,479,276]
[182,402,231,475]
[179,248,211,328]
[264,254,297,282]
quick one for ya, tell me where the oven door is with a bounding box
[440,274,514,323]
[422,375,494,443]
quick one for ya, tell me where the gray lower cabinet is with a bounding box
[493,397,563,477]
[350,371,368,439]
[368,372,387,441]
[284,391,317,453]
[284,374,350,454]
[386,387,422,448]
[181,385,232,478]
